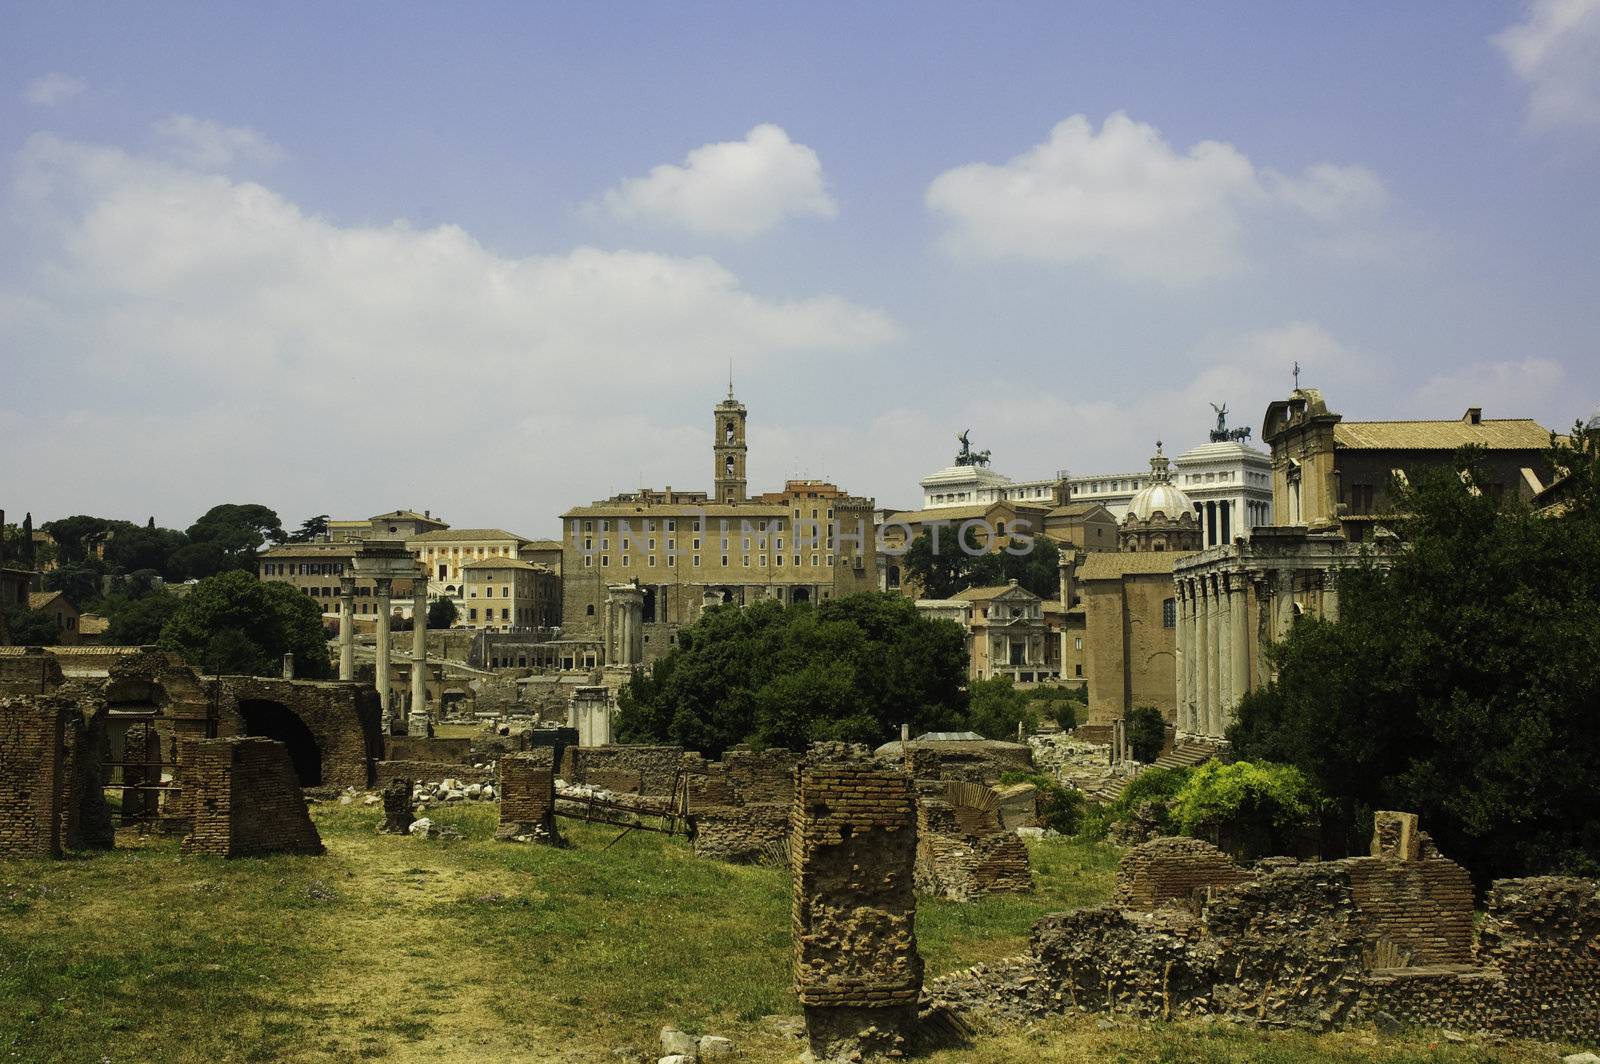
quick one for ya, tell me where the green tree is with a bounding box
[1230,434,1600,883]
[158,570,330,678]
[900,528,1060,599]
[617,593,969,756]
[1,606,61,646]
[1125,705,1166,763]
[45,563,104,608]
[185,504,284,574]
[966,675,1038,740]
[288,514,330,543]
[427,597,459,629]
[1170,760,1324,860]
[105,590,181,645]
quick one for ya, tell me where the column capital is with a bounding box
[374,576,393,597]
[339,575,356,597]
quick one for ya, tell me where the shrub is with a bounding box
[1170,759,1323,858]
[1000,771,1087,835]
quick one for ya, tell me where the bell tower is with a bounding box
[713,380,748,504]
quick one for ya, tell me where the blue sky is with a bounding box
[3,2,1597,537]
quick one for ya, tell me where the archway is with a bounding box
[792,587,811,604]
[238,698,322,786]
[642,586,658,623]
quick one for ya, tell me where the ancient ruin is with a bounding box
[929,812,1600,1042]
[914,779,1033,901]
[496,748,559,844]
[791,761,923,1061]
[178,737,324,858]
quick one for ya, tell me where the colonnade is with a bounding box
[340,557,433,735]
[1176,564,1342,740]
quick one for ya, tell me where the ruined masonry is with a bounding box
[914,780,1032,901]
[928,812,1600,1042]
[791,762,923,1061]
[497,748,559,844]
[180,737,325,858]
[0,695,74,858]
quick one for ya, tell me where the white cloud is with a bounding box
[1494,0,1600,130]
[24,73,87,106]
[597,123,838,238]
[152,114,284,169]
[1413,357,1569,417]
[925,112,1388,283]
[1,134,898,531]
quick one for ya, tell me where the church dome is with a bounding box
[1127,442,1194,522]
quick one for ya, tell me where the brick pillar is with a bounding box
[496,748,559,844]
[0,696,71,858]
[792,762,922,1061]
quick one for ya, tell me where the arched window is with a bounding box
[585,604,595,616]
[1162,598,1177,628]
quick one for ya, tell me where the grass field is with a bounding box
[0,804,1574,1063]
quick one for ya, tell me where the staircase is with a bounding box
[1084,742,1221,805]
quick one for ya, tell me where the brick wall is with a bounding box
[497,748,558,844]
[180,737,324,858]
[1113,836,1253,911]
[375,759,493,787]
[559,744,685,796]
[217,677,381,791]
[0,696,71,858]
[383,735,473,765]
[0,652,63,696]
[791,762,922,1060]
[915,780,1032,901]
[901,742,1033,785]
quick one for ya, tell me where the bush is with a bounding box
[1000,771,1087,835]
[1170,760,1323,858]
[1086,765,1194,840]
[1125,705,1166,762]
[966,676,1039,740]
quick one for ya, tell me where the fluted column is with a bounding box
[375,577,394,732]
[1194,578,1211,738]
[1174,585,1189,732]
[410,575,429,736]
[338,576,355,681]
[1205,576,1222,737]
[1229,572,1249,729]
[1217,576,1233,724]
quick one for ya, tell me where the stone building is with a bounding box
[1173,388,1545,742]
[410,527,537,602]
[1072,552,1180,724]
[258,540,421,631]
[560,387,878,663]
[916,581,1060,684]
[458,557,559,630]
[1266,391,1550,540]
[26,591,81,645]
[1116,443,1203,554]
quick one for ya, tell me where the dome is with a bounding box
[1126,442,1195,522]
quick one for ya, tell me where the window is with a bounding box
[693,555,701,567]
[501,609,510,620]
[648,555,656,566]
[1074,637,1083,651]
[468,608,477,620]
[586,604,595,616]
[601,555,609,566]
[1162,598,1177,628]
[502,586,510,597]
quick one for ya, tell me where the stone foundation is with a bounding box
[792,762,922,1061]
[179,737,324,858]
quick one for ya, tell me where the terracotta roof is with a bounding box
[885,501,1052,525]
[28,591,67,610]
[951,583,1039,602]
[370,510,446,524]
[1333,418,1550,451]
[1077,551,1186,579]
[522,539,564,551]
[410,528,530,544]
[460,557,539,571]
[259,542,355,557]
[79,614,110,635]
[1047,501,1116,520]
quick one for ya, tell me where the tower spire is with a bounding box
[728,359,734,399]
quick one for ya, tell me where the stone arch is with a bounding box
[237,698,322,787]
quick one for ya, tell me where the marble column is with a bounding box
[1182,583,1197,733]
[1174,586,1188,733]
[1229,573,1249,728]
[1206,576,1222,738]
[410,575,429,736]
[375,576,394,732]
[1217,576,1233,726]
[1323,573,1340,624]
[1194,578,1211,739]
[1274,570,1296,642]
[338,576,355,681]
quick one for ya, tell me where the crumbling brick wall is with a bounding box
[180,737,324,858]
[217,677,381,790]
[1113,836,1253,911]
[558,744,684,796]
[687,746,802,862]
[497,748,558,844]
[933,812,1600,1040]
[900,741,1033,785]
[791,762,922,1061]
[1360,876,1600,1042]
[915,780,1032,901]
[0,651,64,696]
[0,696,73,858]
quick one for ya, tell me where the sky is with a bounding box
[3,2,1598,538]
